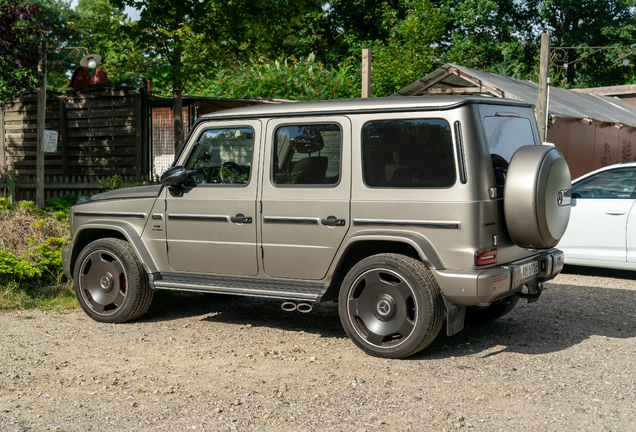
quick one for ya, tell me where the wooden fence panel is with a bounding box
[65,88,141,177]
[0,173,152,204]
[1,92,63,176]
[1,87,145,178]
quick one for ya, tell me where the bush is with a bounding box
[0,196,74,295]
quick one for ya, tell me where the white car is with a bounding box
[558,162,636,270]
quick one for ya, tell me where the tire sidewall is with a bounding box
[338,255,434,359]
[73,239,141,324]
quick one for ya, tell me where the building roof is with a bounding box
[571,84,636,97]
[395,63,636,128]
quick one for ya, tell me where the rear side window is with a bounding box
[361,119,455,188]
[573,168,636,199]
[273,124,341,186]
[484,116,535,162]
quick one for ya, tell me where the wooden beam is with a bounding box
[0,102,6,175]
[36,39,47,208]
[403,69,454,96]
[362,49,371,98]
[136,93,143,180]
[537,32,551,142]
[425,87,489,94]
[451,68,507,98]
[59,97,69,177]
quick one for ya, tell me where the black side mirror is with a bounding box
[160,166,188,187]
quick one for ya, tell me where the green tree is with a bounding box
[370,0,445,96]
[113,0,314,153]
[68,0,138,87]
[538,0,636,87]
[0,0,44,95]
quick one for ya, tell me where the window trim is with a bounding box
[360,117,457,190]
[270,122,344,189]
[183,125,256,188]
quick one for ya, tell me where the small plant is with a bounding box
[99,175,124,191]
[621,140,633,162]
[602,143,612,166]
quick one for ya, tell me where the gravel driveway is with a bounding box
[1,266,635,432]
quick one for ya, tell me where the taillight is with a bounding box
[475,249,498,266]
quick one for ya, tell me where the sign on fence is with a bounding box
[42,130,58,153]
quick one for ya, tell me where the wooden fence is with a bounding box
[0,87,148,178]
[0,173,153,204]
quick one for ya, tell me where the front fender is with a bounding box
[70,220,159,276]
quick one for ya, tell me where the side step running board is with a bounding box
[149,272,324,302]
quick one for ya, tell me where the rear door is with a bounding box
[260,117,351,280]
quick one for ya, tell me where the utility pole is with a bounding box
[537,33,550,143]
[362,49,371,98]
[36,39,48,208]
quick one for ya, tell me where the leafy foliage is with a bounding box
[197,54,361,100]
[0,0,44,93]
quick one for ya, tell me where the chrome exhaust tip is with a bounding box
[281,301,297,312]
[297,302,313,313]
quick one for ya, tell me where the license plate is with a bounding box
[520,260,538,280]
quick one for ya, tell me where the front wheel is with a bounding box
[338,253,444,359]
[73,238,154,323]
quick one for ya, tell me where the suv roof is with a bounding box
[199,96,534,121]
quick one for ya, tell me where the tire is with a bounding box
[465,295,519,324]
[73,238,154,323]
[338,253,444,359]
[504,145,571,249]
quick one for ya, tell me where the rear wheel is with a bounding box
[338,253,444,359]
[465,295,519,324]
[73,238,154,323]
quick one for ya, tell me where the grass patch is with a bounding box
[0,281,78,312]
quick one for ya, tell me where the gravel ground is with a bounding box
[1,266,635,432]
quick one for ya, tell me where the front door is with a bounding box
[260,117,351,280]
[561,166,636,263]
[165,120,261,276]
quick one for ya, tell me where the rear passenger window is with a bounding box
[273,124,341,186]
[362,119,455,188]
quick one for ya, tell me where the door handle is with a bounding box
[605,211,626,216]
[321,218,346,226]
[231,215,252,224]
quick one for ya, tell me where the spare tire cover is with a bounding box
[503,145,571,249]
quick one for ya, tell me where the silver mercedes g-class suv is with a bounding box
[62,96,571,359]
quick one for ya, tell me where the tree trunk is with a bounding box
[173,6,184,155]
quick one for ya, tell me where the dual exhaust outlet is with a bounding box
[281,301,313,313]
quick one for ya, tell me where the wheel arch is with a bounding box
[318,232,444,303]
[70,222,158,277]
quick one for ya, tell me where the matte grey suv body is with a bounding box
[63,96,571,358]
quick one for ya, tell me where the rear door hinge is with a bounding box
[489,187,497,199]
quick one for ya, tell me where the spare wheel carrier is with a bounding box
[503,145,571,249]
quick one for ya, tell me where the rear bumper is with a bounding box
[432,248,564,306]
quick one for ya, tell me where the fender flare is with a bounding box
[72,220,159,275]
[317,229,444,303]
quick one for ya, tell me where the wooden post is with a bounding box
[537,33,550,143]
[0,101,5,175]
[362,49,371,98]
[36,39,48,208]
[136,92,143,181]
[59,97,69,177]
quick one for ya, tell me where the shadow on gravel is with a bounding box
[143,290,347,339]
[139,266,636,360]
[410,266,636,361]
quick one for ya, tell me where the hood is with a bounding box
[90,185,163,201]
